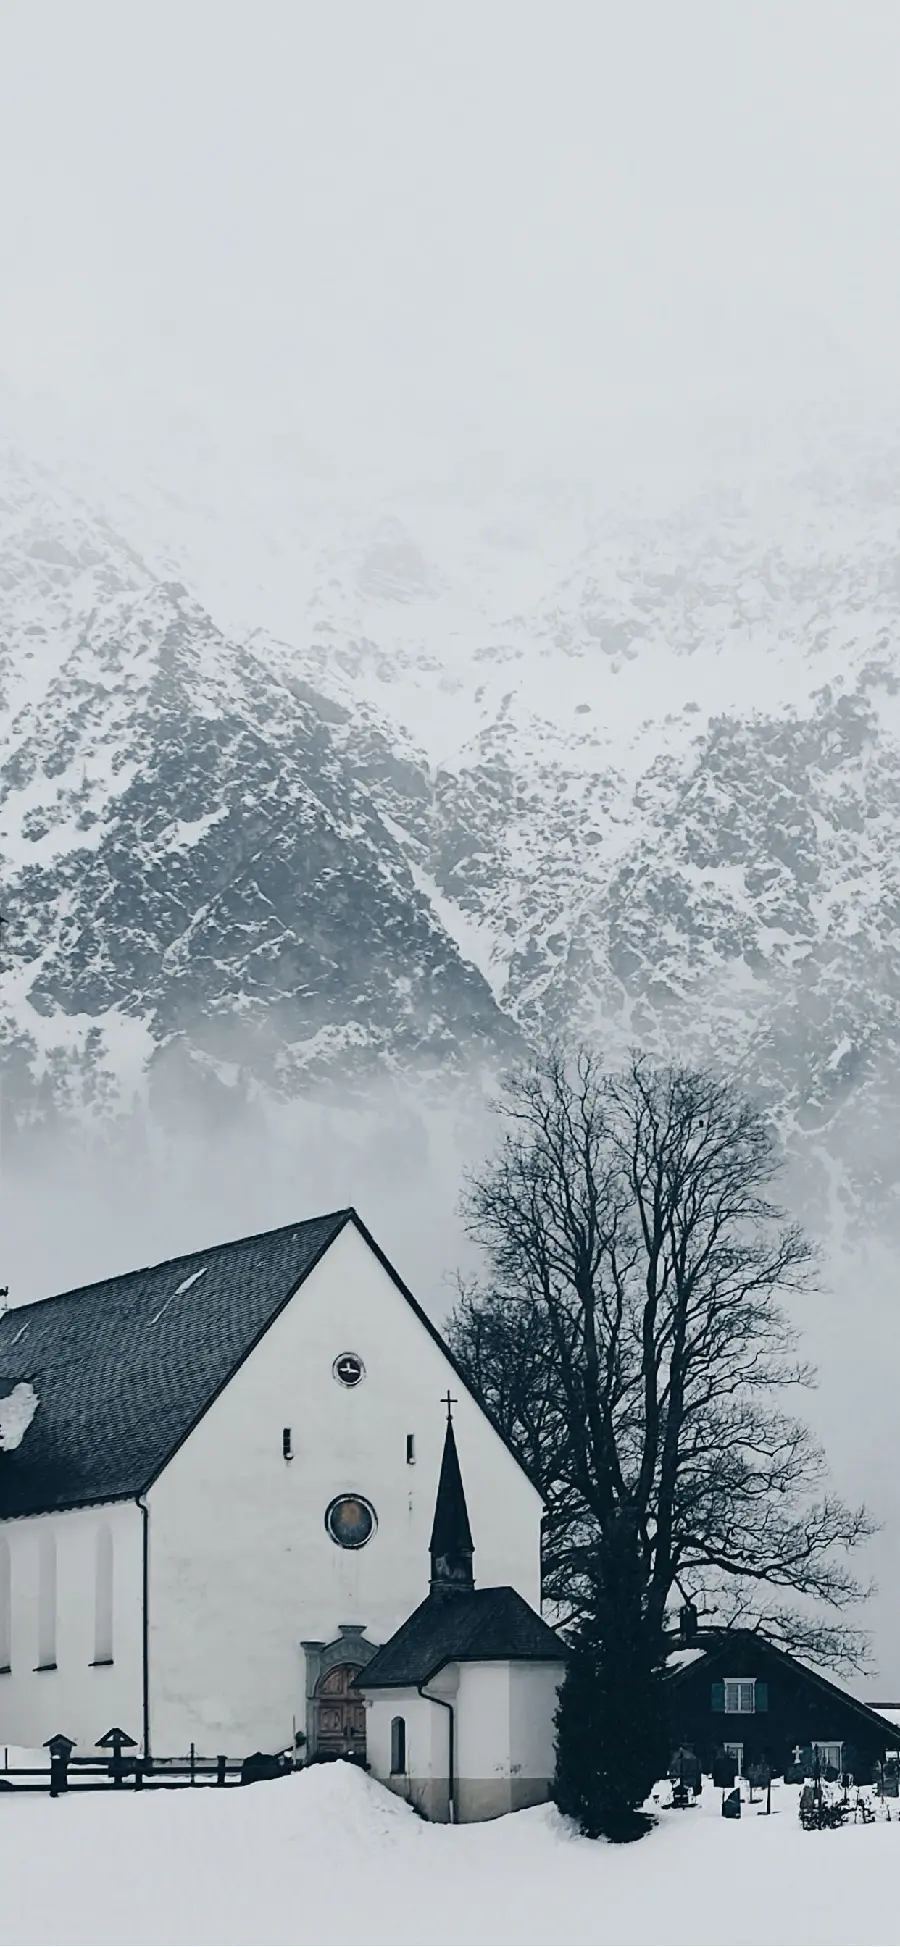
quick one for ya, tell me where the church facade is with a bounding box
[0,1210,544,1766]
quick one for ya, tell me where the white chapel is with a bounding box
[0,1207,566,1817]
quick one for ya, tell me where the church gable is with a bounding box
[0,1209,538,1524]
[0,1210,350,1519]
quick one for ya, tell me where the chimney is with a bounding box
[679,1601,699,1645]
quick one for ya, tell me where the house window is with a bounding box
[0,1536,10,1672]
[36,1529,57,1670]
[815,1743,843,1774]
[724,1679,757,1714]
[282,1428,293,1461]
[390,1715,406,1775]
[92,1524,114,1665]
[406,1435,415,1465]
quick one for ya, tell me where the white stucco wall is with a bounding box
[365,1656,565,1823]
[509,1659,566,1779]
[146,1219,542,1758]
[365,1686,441,1792]
[456,1660,512,1781]
[0,1501,143,1756]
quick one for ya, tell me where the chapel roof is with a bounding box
[359,1584,568,1688]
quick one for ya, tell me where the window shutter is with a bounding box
[711,1681,725,1712]
[755,1681,768,1712]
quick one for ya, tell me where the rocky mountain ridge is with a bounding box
[4,428,900,1249]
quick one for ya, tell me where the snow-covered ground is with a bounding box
[0,1762,897,1947]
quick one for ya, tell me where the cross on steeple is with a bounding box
[441,1391,457,1423]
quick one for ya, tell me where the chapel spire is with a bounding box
[429,1398,475,1599]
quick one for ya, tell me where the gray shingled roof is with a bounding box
[359,1586,568,1688]
[0,1210,350,1518]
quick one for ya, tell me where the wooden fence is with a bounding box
[0,1732,292,1797]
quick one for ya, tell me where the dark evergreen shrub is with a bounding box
[553,1518,668,1842]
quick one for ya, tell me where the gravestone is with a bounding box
[722,1788,741,1819]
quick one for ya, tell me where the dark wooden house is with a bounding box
[664,1627,900,1780]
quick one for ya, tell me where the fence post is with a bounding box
[45,1733,75,1798]
[216,1755,227,1788]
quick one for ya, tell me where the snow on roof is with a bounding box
[665,1645,707,1670]
[0,1380,39,1451]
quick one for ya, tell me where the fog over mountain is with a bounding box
[2,0,900,1685]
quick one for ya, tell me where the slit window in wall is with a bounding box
[92,1524,114,1665]
[390,1715,406,1775]
[406,1435,415,1465]
[36,1529,57,1670]
[0,1536,10,1671]
[282,1428,293,1462]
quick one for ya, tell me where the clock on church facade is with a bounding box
[333,1352,365,1387]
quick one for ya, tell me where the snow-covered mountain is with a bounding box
[4,421,900,1251]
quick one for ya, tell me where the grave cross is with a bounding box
[793,1746,804,1764]
[98,1725,137,1788]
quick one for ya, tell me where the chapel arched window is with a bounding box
[390,1715,406,1775]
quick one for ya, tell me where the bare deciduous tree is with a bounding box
[448,1047,874,1669]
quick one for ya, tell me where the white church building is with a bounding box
[0,1208,566,1816]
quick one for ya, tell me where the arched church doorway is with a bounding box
[314,1663,367,1760]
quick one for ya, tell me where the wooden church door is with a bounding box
[315,1663,367,1758]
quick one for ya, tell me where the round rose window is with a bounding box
[326,1494,376,1549]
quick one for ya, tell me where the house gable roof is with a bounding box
[0,1208,538,1521]
[664,1628,900,1748]
[359,1586,568,1689]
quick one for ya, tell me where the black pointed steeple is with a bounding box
[429,1404,475,1599]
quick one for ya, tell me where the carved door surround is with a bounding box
[302,1624,379,1757]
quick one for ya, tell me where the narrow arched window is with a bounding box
[93,1524,113,1665]
[37,1529,57,1669]
[0,1536,10,1671]
[390,1715,406,1775]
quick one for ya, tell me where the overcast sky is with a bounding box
[2,0,900,486]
